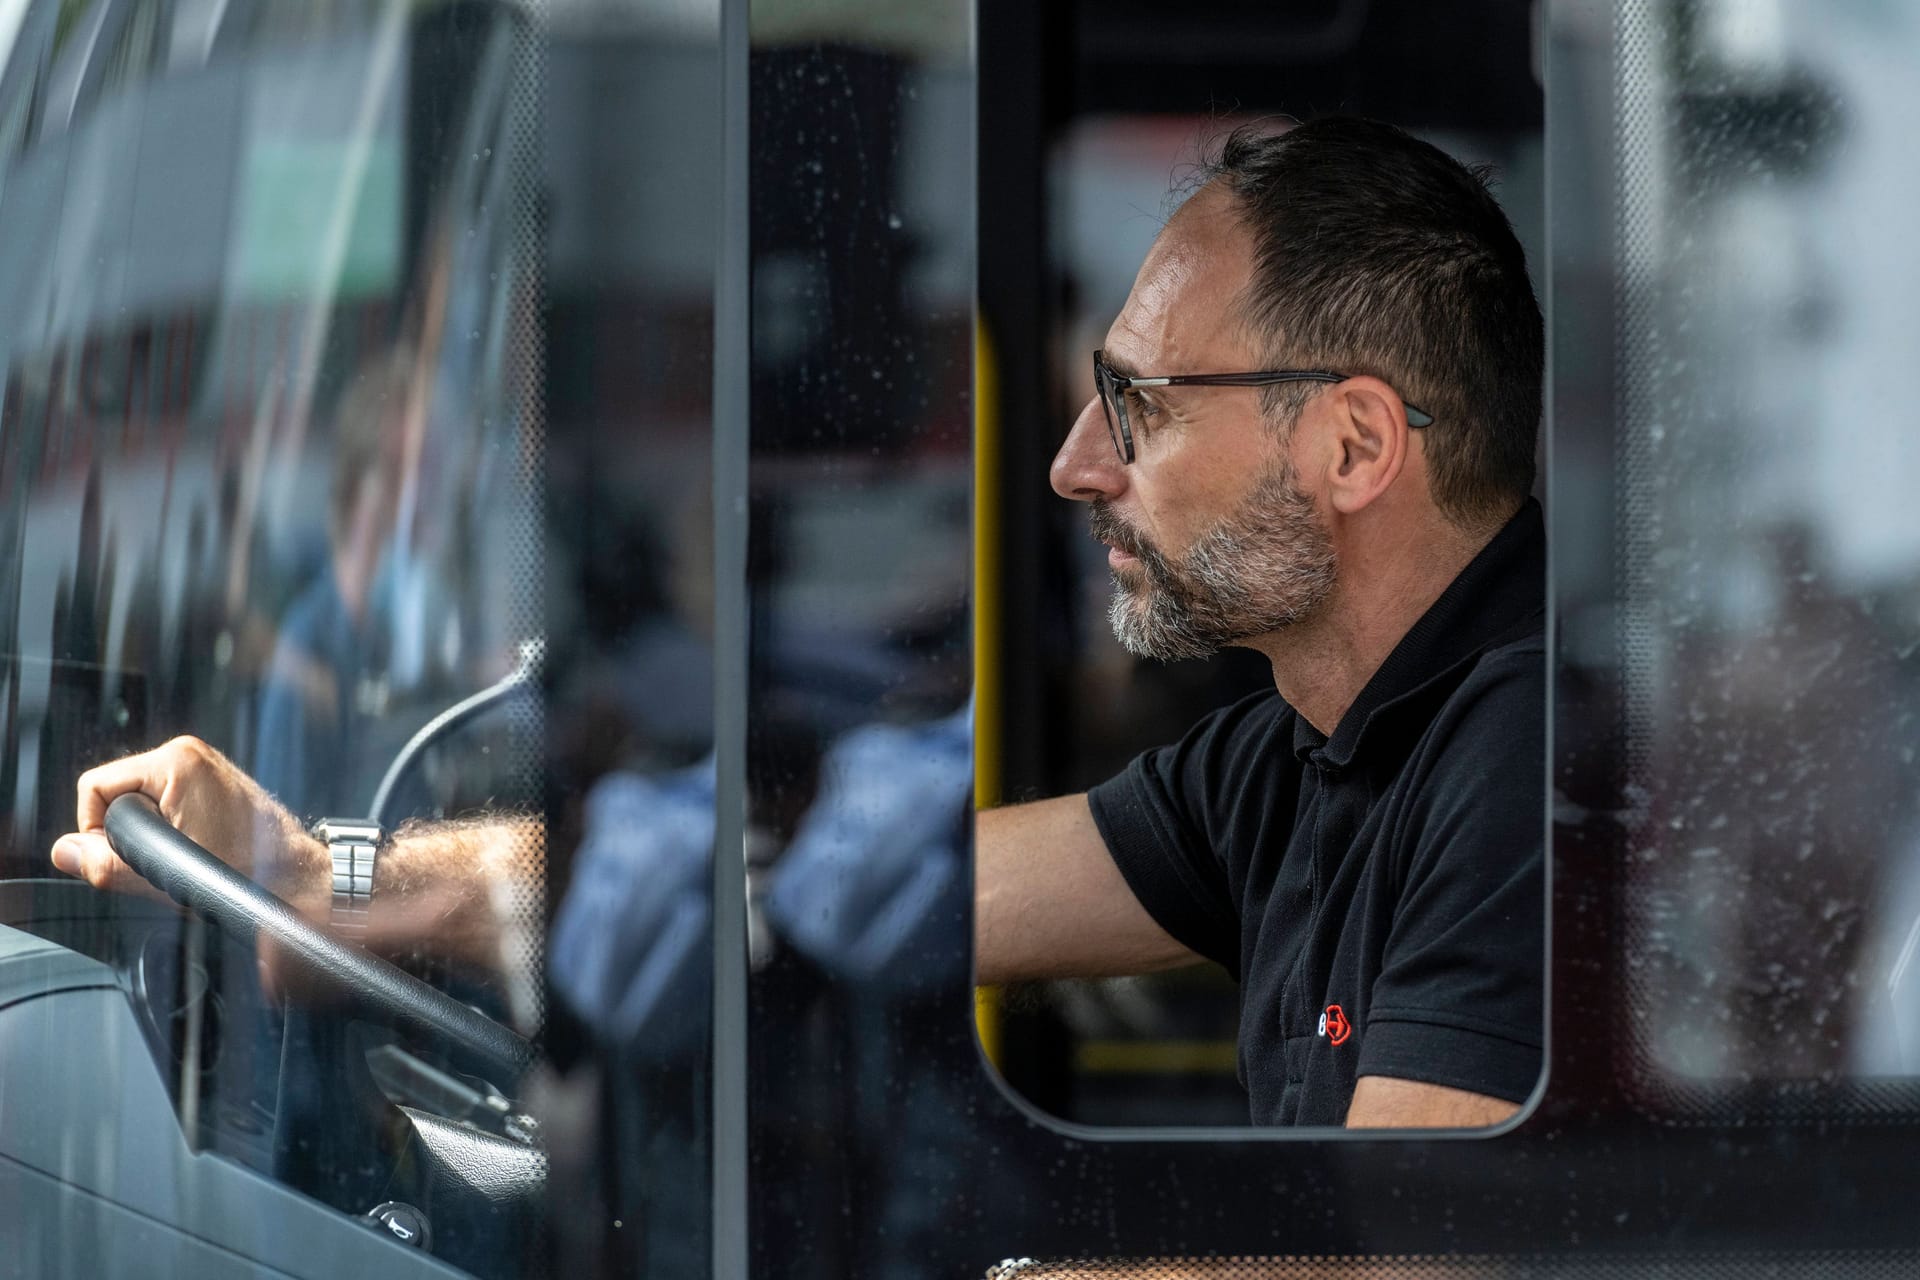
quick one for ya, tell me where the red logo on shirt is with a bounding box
[1320,1004,1352,1047]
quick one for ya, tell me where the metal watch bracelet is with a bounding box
[311,818,383,936]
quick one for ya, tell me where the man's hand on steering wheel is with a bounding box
[50,736,331,920]
[57,743,537,1075]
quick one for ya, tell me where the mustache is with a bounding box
[1088,501,1155,563]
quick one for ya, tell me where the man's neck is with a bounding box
[1247,513,1498,736]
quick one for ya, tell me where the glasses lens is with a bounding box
[1093,355,1128,462]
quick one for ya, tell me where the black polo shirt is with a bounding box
[1086,500,1545,1126]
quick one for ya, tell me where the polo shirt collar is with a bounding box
[1291,498,1545,770]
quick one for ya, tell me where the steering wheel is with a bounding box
[103,792,532,1082]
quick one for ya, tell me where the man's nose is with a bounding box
[1050,396,1127,503]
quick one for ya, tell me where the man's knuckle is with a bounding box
[165,735,217,770]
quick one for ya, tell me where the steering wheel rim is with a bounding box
[104,793,533,1081]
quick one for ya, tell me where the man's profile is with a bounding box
[977,116,1544,1128]
[50,115,1544,1128]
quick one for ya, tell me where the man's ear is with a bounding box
[1321,376,1411,516]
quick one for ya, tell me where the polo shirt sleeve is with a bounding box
[1084,693,1277,978]
[1355,645,1546,1105]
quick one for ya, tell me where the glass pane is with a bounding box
[541,7,721,1278]
[743,7,975,1275]
[0,1,714,1275]
[1555,0,1920,1118]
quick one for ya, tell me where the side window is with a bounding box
[0,5,640,1278]
[541,12,725,1279]
[1560,0,1920,1115]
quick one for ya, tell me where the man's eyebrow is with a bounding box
[1102,352,1144,379]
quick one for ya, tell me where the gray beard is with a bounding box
[1094,462,1338,662]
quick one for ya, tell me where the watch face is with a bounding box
[316,819,382,843]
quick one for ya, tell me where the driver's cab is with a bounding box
[0,2,555,1275]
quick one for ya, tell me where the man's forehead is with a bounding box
[1105,184,1258,369]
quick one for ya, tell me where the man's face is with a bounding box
[1091,456,1335,661]
[1052,183,1339,660]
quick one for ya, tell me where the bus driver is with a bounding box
[52,116,1546,1129]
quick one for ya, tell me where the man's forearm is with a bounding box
[55,736,543,981]
[975,797,1200,985]
[367,814,544,971]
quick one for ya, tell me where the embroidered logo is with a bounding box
[1317,1003,1353,1047]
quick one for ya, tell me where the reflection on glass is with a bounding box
[533,11,722,1280]
[1580,0,1920,1101]
[0,4,568,1277]
[743,22,976,1277]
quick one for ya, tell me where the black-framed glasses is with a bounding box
[1092,349,1435,465]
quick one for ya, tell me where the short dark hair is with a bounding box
[1196,116,1542,529]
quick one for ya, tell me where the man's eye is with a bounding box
[1126,390,1162,423]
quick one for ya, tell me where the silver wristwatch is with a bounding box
[312,817,383,935]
